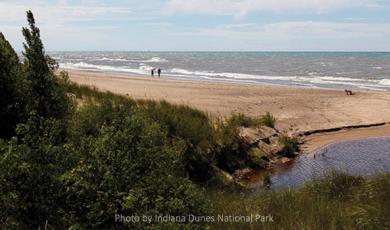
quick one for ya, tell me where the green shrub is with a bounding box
[62,107,210,229]
[260,112,277,128]
[226,113,262,128]
[0,113,72,228]
[138,100,216,181]
[278,135,299,157]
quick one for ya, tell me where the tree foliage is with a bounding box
[22,10,71,119]
[0,32,23,137]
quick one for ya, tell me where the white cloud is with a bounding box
[0,4,133,24]
[169,21,390,51]
[0,1,155,50]
[165,0,379,17]
[182,21,390,40]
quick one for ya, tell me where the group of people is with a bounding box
[151,68,162,78]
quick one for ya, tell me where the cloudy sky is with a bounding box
[1,0,390,51]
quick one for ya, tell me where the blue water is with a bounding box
[268,137,390,189]
[50,51,390,91]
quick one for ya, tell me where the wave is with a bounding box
[170,68,296,81]
[96,57,130,62]
[170,68,378,83]
[379,79,390,86]
[59,62,390,91]
[139,64,155,71]
[143,57,167,63]
[60,62,146,75]
[170,68,390,90]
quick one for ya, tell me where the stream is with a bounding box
[252,137,390,190]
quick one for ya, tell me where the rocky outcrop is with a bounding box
[248,148,269,168]
[215,125,300,188]
[238,126,278,146]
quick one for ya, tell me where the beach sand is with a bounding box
[65,69,390,151]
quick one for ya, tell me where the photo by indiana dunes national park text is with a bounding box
[1,0,390,229]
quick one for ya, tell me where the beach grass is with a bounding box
[209,172,390,229]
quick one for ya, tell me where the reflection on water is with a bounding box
[261,137,390,190]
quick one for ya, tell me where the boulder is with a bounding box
[280,157,292,164]
[233,168,256,180]
[248,148,269,169]
[217,169,234,183]
[258,139,284,156]
[258,126,278,139]
[238,126,278,146]
[238,127,262,145]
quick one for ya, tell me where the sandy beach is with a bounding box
[65,69,390,151]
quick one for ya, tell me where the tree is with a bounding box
[22,10,70,119]
[0,33,23,138]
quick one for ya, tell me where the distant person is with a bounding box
[151,68,155,77]
[157,68,161,78]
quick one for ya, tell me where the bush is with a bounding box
[138,100,217,182]
[0,114,72,228]
[260,112,277,128]
[62,106,210,229]
[278,135,299,157]
[226,113,262,128]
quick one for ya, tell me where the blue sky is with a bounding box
[1,0,390,51]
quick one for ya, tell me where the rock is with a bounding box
[258,139,284,156]
[238,126,278,146]
[269,136,280,145]
[280,157,292,164]
[269,144,285,155]
[233,168,256,180]
[211,165,234,183]
[258,126,278,139]
[218,169,234,183]
[248,148,269,169]
[238,127,262,145]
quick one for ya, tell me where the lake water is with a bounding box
[50,51,390,91]
[257,137,390,190]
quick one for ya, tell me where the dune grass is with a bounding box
[209,172,390,229]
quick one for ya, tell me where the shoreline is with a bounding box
[63,69,390,153]
[300,123,390,154]
[60,68,390,93]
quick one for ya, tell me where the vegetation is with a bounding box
[260,112,277,128]
[222,112,276,128]
[0,32,24,138]
[0,11,389,229]
[278,134,299,158]
[210,172,390,229]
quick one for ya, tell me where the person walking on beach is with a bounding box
[157,68,161,78]
[151,68,155,77]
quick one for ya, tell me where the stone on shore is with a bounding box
[238,126,278,146]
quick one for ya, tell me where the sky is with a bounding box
[1,0,390,51]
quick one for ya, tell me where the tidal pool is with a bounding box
[265,137,390,190]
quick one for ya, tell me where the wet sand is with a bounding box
[65,69,390,151]
[301,124,390,154]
